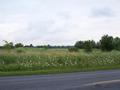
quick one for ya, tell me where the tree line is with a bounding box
[74,35,120,52]
[0,41,73,49]
[1,35,120,52]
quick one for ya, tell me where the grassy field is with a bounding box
[0,48,120,76]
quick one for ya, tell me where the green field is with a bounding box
[0,48,120,76]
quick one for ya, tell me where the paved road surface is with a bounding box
[1,70,120,90]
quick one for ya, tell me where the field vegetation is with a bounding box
[0,48,120,76]
[0,35,120,76]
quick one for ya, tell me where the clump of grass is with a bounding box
[16,48,25,53]
[68,47,79,52]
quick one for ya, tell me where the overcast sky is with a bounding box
[0,0,120,45]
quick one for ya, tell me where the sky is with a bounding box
[0,0,120,45]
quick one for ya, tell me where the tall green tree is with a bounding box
[90,40,96,48]
[100,35,114,51]
[74,41,84,48]
[75,40,96,49]
[15,43,24,48]
[84,40,92,52]
[3,40,14,51]
[113,37,120,51]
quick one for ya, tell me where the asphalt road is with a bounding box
[1,70,120,90]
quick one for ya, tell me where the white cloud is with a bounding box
[0,0,120,45]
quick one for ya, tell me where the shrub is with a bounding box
[113,37,120,51]
[84,40,92,52]
[100,35,114,51]
[16,49,25,53]
[74,40,96,49]
[15,43,24,48]
[3,40,14,52]
[68,47,79,52]
[74,41,84,49]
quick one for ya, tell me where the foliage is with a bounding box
[30,44,33,47]
[0,48,120,73]
[95,42,101,49]
[16,48,25,53]
[15,43,24,48]
[43,44,51,49]
[90,40,96,48]
[75,40,96,49]
[68,47,79,52]
[75,41,84,48]
[100,35,114,51]
[84,40,92,52]
[74,35,120,51]
[113,37,120,51]
[3,40,14,50]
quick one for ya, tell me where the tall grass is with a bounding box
[0,48,120,73]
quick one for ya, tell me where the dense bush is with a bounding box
[113,37,120,51]
[84,40,92,52]
[100,35,114,51]
[74,35,120,52]
[3,41,14,52]
[16,49,25,53]
[75,40,96,49]
[68,47,79,52]
[75,41,84,49]
[15,43,24,48]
